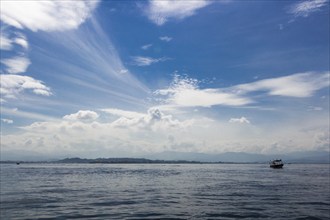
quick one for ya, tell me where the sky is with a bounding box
[0,0,329,160]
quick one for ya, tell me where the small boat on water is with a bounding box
[270,159,284,168]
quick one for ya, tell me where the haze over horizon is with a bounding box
[1,0,329,160]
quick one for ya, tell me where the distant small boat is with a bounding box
[16,162,20,165]
[270,159,283,168]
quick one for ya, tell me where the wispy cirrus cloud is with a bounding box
[1,56,31,74]
[143,0,211,25]
[0,0,100,105]
[1,107,56,121]
[1,1,148,110]
[49,20,150,102]
[234,72,329,98]
[101,108,145,119]
[288,0,328,18]
[141,43,152,50]
[132,56,169,66]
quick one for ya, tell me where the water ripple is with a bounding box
[1,164,329,219]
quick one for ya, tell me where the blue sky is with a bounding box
[0,0,329,159]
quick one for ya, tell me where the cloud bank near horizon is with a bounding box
[2,71,329,158]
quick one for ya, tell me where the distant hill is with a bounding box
[56,157,202,164]
[1,150,328,164]
[144,151,330,163]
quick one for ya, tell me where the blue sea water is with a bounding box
[0,163,329,219]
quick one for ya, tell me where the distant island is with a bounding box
[1,150,329,164]
[0,157,238,164]
[57,157,206,164]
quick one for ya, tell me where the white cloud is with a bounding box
[111,108,191,131]
[144,0,211,25]
[101,108,145,119]
[32,89,51,96]
[0,34,12,50]
[289,0,328,17]
[0,0,100,32]
[159,36,172,42]
[132,56,168,66]
[63,110,99,122]
[234,72,330,98]
[0,108,197,157]
[1,56,31,74]
[229,117,250,124]
[154,72,330,110]
[0,32,29,50]
[308,106,323,111]
[1,118,13,124]
[0,1,99,101]
[0,0,149,105]
[165,88,251,107]
[119,69,129,74]
[154,74,252,108]
[313,131,330,151]
[14,35,29,49]
[1,105,329,158]
[141,43,152,50]
[0,74,52,99]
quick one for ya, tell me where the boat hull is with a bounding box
[270,164,283,168]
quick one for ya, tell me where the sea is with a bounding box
[0,163,329,219]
